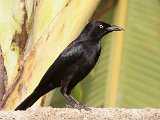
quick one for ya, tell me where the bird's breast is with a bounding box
[76,42,101,74]
[64,42,101,85]
[84,46,100,65]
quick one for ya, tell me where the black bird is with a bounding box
[15,20,123,110]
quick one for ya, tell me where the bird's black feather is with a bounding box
[15,20,123,110]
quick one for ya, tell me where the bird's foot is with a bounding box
[65,104,72,108]
[66,103,91,111]
[78,104,91,111]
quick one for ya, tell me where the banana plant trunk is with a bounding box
[0,0,100,110]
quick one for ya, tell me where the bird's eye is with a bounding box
[99,25,104,28]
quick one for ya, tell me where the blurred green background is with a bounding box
[50,0,160,108]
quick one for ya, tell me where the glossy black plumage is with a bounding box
[15,20,123,110]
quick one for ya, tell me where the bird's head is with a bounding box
[83,20,123,39]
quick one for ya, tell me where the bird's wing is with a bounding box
[52,44,83,70]
[37,44,83,87]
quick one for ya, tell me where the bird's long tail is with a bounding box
[15,91,42,110]
[15,83,54,111]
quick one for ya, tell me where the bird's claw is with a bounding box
[65,104,72,108]
[66,103,91,111]
[80,104,91,111]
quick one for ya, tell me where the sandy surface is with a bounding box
[0,107,160,120]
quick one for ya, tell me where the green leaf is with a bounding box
[119,0,160,108]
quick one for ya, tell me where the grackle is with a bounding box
[15,20,123,110]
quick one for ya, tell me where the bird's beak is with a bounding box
[107,25,124,32]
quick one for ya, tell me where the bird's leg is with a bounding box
[68,95,79,104]
[60,81,78,107]
[66,88,80,104]
[60,91,77,106]
[60,80,90,110]
[66,86,91,111]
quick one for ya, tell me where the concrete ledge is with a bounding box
[0,107,160,120]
